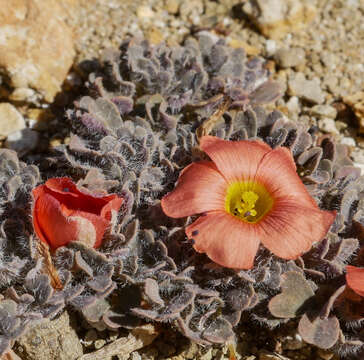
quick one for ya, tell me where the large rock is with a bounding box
[242,0,316,39]
[0,0,75,103]
[15,311,83,360]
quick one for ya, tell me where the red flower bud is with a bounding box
[32,177,123,249]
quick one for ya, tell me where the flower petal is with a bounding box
[45,177,80,196]
[32,185,50,245]
[44,177,121,215]
[199,136,271,183]
[185,211,260,269]
[346,265,364,297]
[33,192,78,249]
[255,146,316,207]
[259,202,336,259]
[250,145,336,259]
[161,161,227,218]
[100,197,124,220]
[67,210,109,248]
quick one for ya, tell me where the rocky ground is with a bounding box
[0,0,363,359]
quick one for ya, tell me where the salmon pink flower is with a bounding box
[32,177,123,250]
[346,265,364,297]
[161,136,336,269]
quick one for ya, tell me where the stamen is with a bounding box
[225,181,273,224]
[231,190,259,221]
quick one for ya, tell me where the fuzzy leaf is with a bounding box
[297,147,322,174]
[26,275,53,305]
[235,110,257,138]
[92,98,122,130]
[111,96,133,115]
[74,252,93,277]
[269,271,314,318]
[87,276,112,292]
[82,298,110,323]
[298,314,340,349]
[69,295,97,310]
[226,284,256,311]
[249,80,282,105]
[144,278,164,306]
[202,317,234,344]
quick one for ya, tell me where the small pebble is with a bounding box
[317,348,335,360]
[275,47,306,68]
[335,121,347,131]
[321,51,338,70]
[286,96,300,115]
[108,330,119,342]
[323,75,339,93]
[265,40,277,56]
[165,0,180,14]
[9,88,38,102]
[136,5,154,19]
[288,73,325,104]
[94,339,106,349]
[282,335,305,350]
[50,138,63,147]
[309,105,337,119]
[340,137,356,147]
[0,103,26,137]
[318,118,339,135]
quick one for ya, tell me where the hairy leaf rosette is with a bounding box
[32,177,123,249]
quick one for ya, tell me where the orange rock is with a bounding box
[0,0,75,103]
[242,0,316,40]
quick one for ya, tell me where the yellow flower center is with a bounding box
[225,181,274,223]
